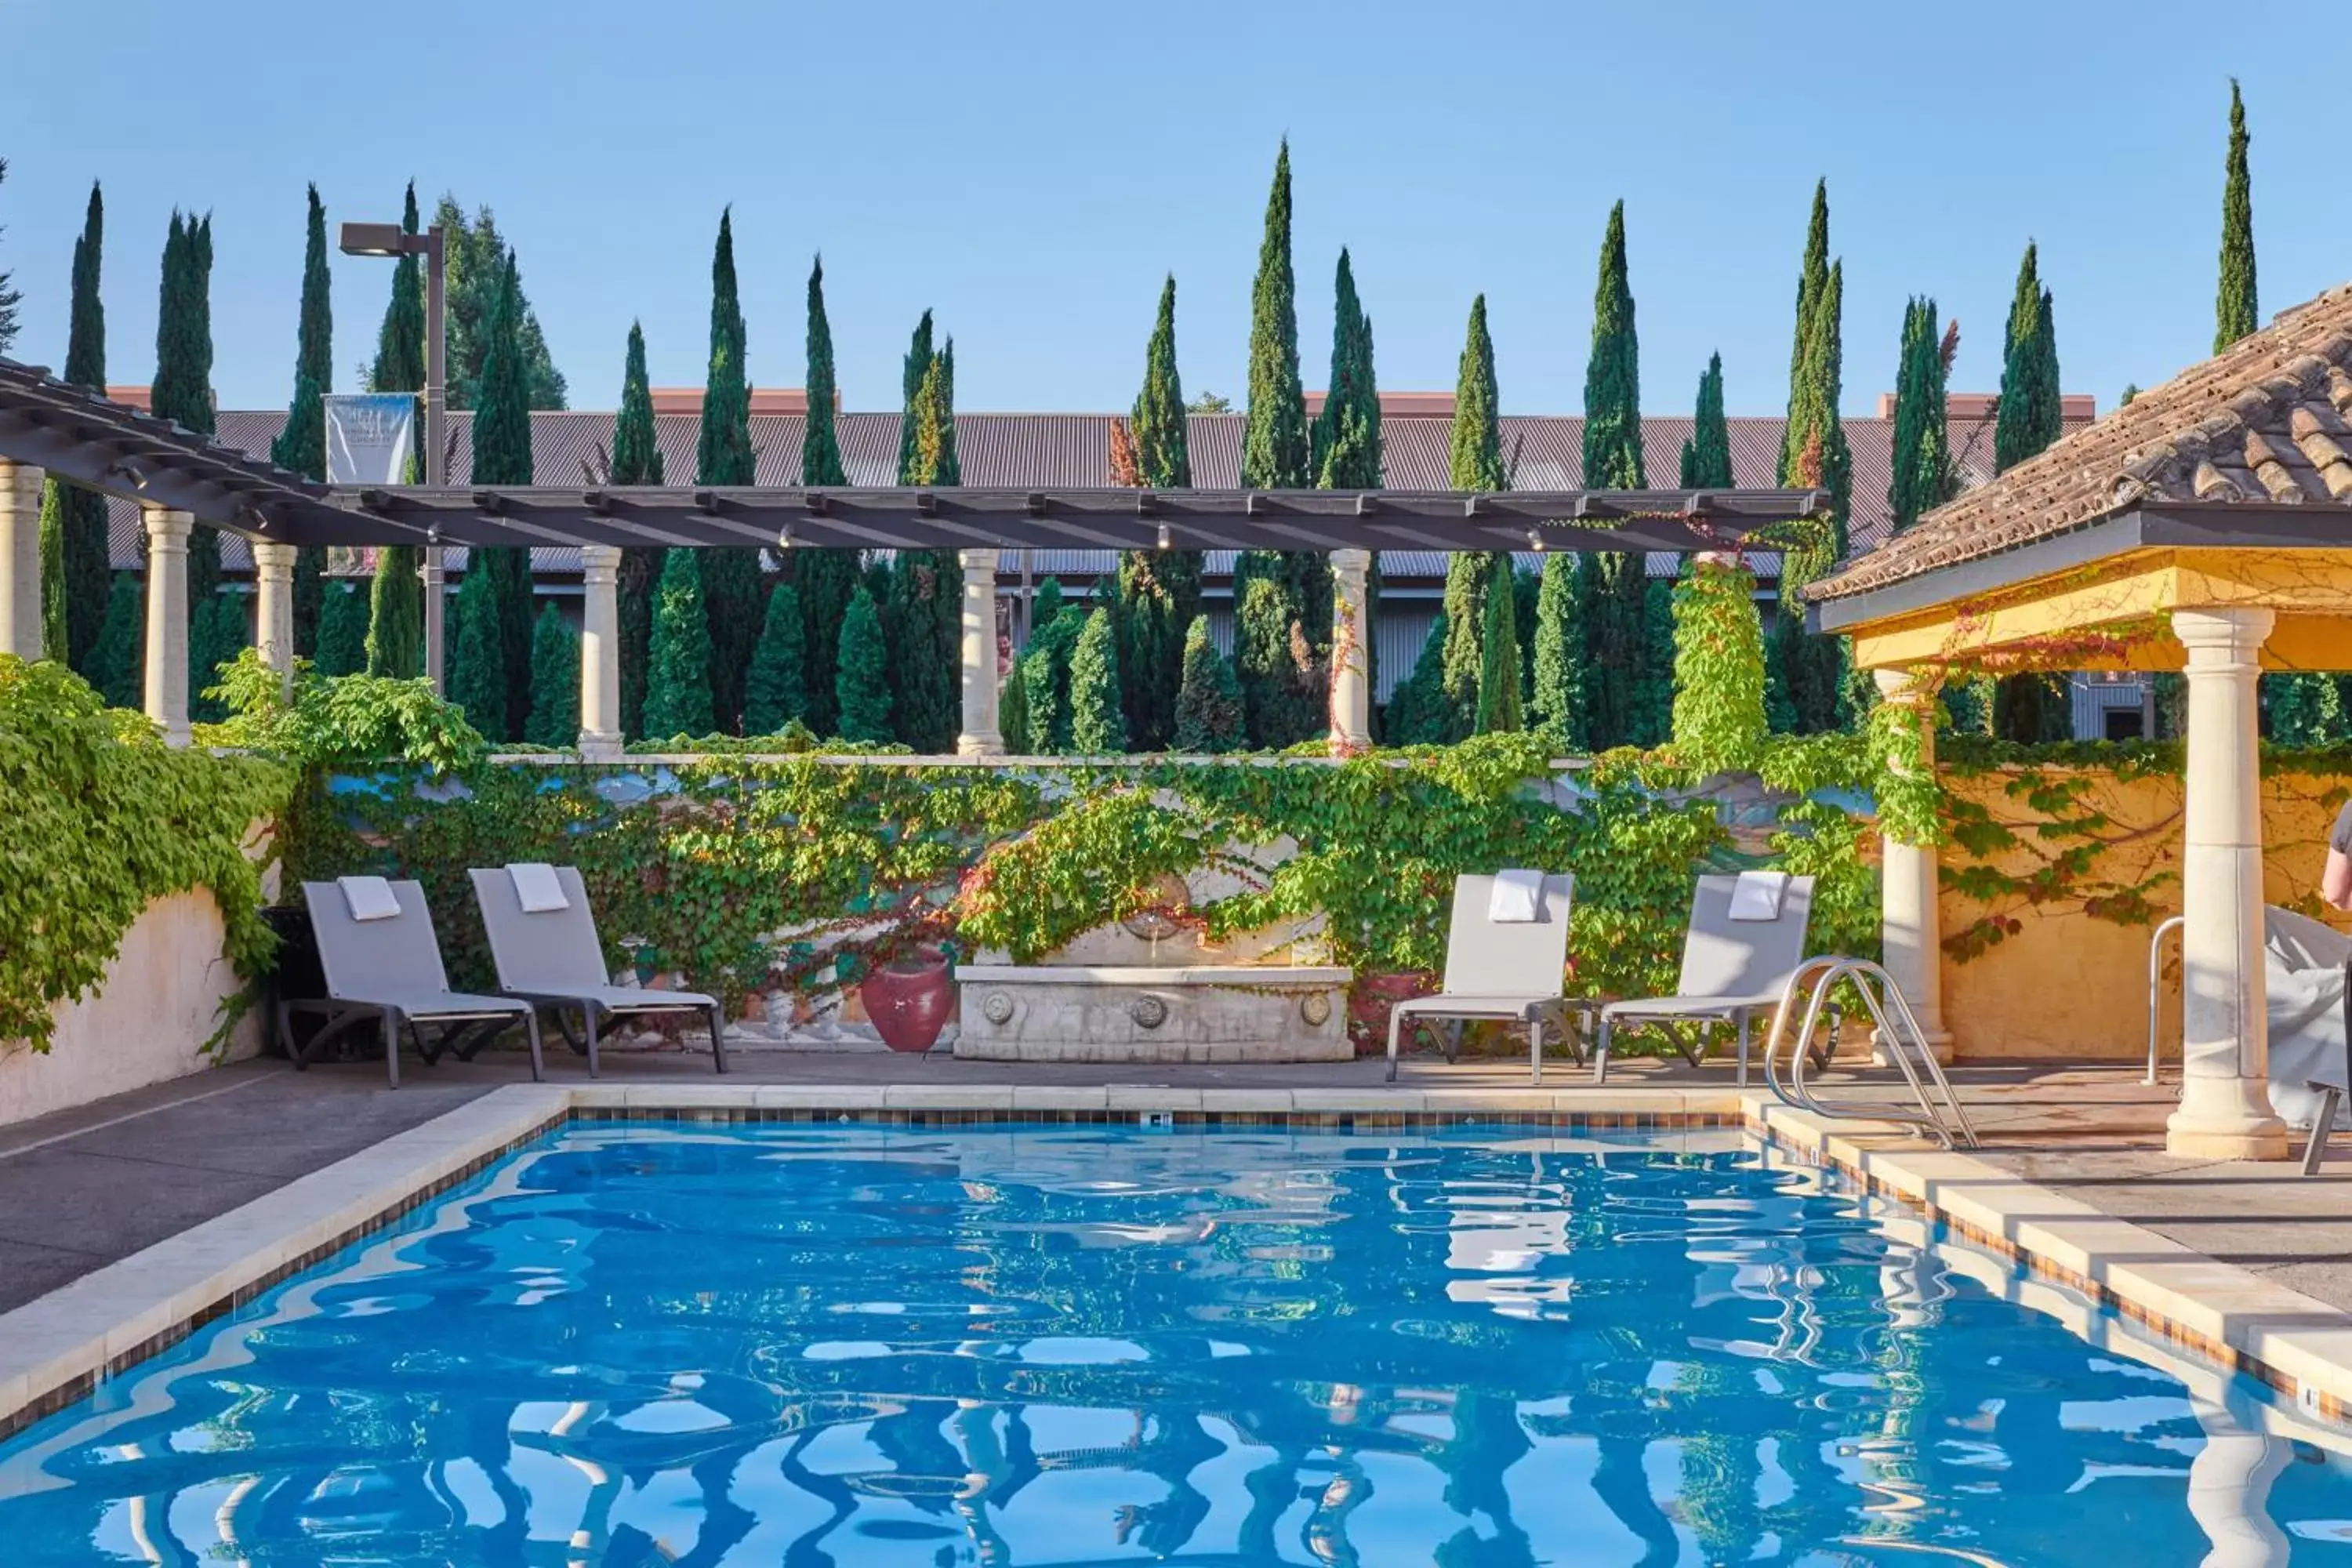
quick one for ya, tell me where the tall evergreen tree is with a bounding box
[1474,564,1524,735]
[797,255,858,735]
[2216,79,2258,352]
[1069,607,1129,753]
[1768,209,1856,736]
[1530,554,1584,750]
[999,658,1033,755]
[888,343,964,750]
[609,321,664,738]
[1779,181,1831,486]
[470,254,538,738]
[153,211,222,620]
[1888,299,1955,535]
[1384,612,1450,746]
[695,209,764,731]
[524,602,580,749]
[1991,246,2069,740]
[269,184,334,656]
[445,557,506,739]
[833,582,894,746]
[641,548,715,739]
[1581,202,1653,750]
[1311,249,1385,731]
[430,195,568,411]
[89,573,143,709]
[1441,296,1507,742]
[1115,278,1203,749]
[1171,616,1247,753]
[1233,142,1323,746]
[1678,353,1732,488]
[314,581,368,677]
[187,594,245,725]
[365,543,423,677]
[365,183,428,672]
[743,579,808,736]
[41,184,110,674]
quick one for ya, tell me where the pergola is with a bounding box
[0,358,1824,754]
[1809,280,2352,1162]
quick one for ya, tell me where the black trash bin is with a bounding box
[260,903,325,1059]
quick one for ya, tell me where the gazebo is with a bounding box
[1811,281,2352,1161]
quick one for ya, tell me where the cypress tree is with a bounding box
[1115,278,1203,749]
[743,579,808,735]
[895,311,935,485]
[1385,612,1450,746]
[365,546,423,677]
[1581,201,1652,751]
[609,321,664,738]
[1529,554,1584,750]
[42,184,110,674]
[1033,575,1065,633]
[1991,247,2069,739]
[153,211,222,614]
[887,336,964,751]
[797,255,858,735]
[1779,181,1831,487]
[1474,566,1524,735]
[642,548,716,740]
[1000,660,1033,755]
[445,561,506,739]
[2216,80,2257,352]
[365,184,428,670]
[314,581,368,677]
[1069,607,1128,753]
[470,253,538,738]
[1888,299,1955,535]
[1639,575,1678,746]
[1769,223,1856,735]
[1678,353,1732,488]
[833,583,894,746]
[1312,249,1384,731]
[1234,142,1322,746]
[188,593,245,724]
[89,572,143,709]
[1171,616,1247,753]
[432,197,568,412]
[269,184,334,657]
[1021,608,1083,754]
[695,210,763,731]
[523,602,580,749]
[1440,296,1505,741]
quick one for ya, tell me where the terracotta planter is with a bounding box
[860,948,956,1053]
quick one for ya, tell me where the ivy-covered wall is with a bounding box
[1936,742,2349,1060]
[285,735,1883,1045]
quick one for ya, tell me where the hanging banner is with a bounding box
[324,393,416,485]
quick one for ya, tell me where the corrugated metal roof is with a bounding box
[114,405,2075,578]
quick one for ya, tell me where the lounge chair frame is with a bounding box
[1593,875,1817,1087]
[1385,873,1577,1086]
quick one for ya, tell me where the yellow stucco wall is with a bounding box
[1939,765,2349,1061]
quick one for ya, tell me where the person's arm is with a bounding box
[2328,801,2352,911]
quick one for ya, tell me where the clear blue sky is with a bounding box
[0,2,2335,421]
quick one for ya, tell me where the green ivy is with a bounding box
[0,656,290,1051]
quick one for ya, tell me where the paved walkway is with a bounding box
[2,1047,2345,1316]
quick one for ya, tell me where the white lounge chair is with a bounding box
[292,878,544,1087]
[470,864,730,1077]
[1593,873,1816,1087]
[1386,872,1576,1085]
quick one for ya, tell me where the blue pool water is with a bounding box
[4,1123,2351,1566]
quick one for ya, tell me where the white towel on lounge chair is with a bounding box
[339,875,401,923]
[507,862,570,914]
[1729,869,1789,922]
[1489,868,1546,924]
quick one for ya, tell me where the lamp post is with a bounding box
[339,218,448,690]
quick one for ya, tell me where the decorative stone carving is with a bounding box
[982,990,1016,1025]
[952,964,1353,1063]
[1299,992,1331,1027]
[1129,994,1170,1029]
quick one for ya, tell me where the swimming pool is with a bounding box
[2,1121,2348,1565]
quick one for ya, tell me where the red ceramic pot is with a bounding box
[860,948,956,1052]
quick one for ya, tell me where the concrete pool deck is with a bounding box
[5,1050,2352,1439]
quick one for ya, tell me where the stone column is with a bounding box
[1872,666,1952,1061]
[2169,607,2287,1160]
[250,540,298,695]
[0,459,43,660]
[956,546,1003,757]
[1329,549,1373,752]
[420,546,447,694]
[578,544,624,760]
[143,508,194,747]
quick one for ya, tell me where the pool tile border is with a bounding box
[5,1081,2352,1442]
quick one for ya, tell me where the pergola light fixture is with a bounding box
[337,222,430,259]
[103,458,148,491]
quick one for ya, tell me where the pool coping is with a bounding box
[4,1080,2350,1443]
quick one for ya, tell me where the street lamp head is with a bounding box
[339,220,412,258]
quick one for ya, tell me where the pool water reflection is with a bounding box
[2,1123,2350,1566]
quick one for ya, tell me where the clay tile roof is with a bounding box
[1809,281,2352,604]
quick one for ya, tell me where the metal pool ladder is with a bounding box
[1760,956,1980,1150]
